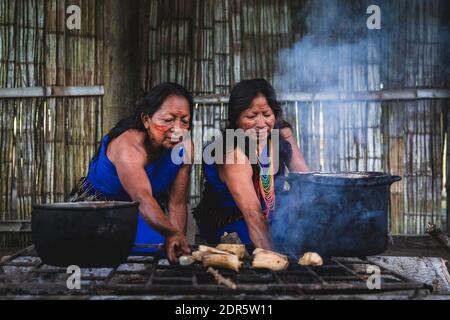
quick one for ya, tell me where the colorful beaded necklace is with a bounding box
[256,141,275,219]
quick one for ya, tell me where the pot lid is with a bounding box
[288,172,401,187]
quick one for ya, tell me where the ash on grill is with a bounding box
[0,245,431,300]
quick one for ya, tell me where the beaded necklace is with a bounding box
[256,141,275,219]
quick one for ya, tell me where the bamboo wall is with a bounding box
[139,0,296,94]
[280,0,449,234]
[0,0,449,251]
[0,0,104,247]
[381,0,448,234]
[139,0,450,234]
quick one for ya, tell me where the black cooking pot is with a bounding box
[32,202,139,268]
[274,172,401,258]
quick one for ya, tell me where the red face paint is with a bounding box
[151,122,171,134]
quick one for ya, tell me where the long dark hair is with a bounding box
[94,82,194,159]
[225,79,292,174]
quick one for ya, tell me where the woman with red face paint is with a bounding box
[69,83,193,263]
[193,79,309,251]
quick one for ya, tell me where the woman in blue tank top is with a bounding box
[193,79,309,251]
[69,83,194,263]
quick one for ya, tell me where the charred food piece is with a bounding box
[191,250,208,262]
[198,245,232,255]
[252,248,289,271]
[202,254,243,272]
[179,255,196,266]
[298,252,324,267]
[220,232,244,244]
[216,244,246,259]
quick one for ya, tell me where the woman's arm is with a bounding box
[109,133,190,262]
[167,140,194,235]
[281,127,310,172]
[167,164,190,235]
[218,148,273,250]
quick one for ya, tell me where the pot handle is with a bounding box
[389,175,402,184]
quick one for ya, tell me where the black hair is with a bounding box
[93,82,194,159]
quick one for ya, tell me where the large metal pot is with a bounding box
[275,172,401,258]
[32,201,139,268]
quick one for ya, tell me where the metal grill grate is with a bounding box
[0,245,431,299]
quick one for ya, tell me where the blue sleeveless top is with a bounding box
[86,136,184,200]
[85,135,185,251]
[193,138,292,246]
[203,163,284,213]
[196,143,285,226]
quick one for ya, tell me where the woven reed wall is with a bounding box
[139,0,296,94]
[139,0,450,234]
[0,0,104,248]
[0,0,449,251]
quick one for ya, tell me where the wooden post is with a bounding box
[103,0,141,134]
[447,103,450,233]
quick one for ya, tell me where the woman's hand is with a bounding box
[165,232,191,263]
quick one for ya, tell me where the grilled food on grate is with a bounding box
[202,254,243,272]
[252,248,289,271]
[298,252,324,267]
[216,244,246,259]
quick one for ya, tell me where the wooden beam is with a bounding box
[193,89,450,104]
[447,104,450,233]
[0,221,31,232]
[0,87,50,98]
[367,256,450,294]
[50,86,104,97]
[2,88,449,102]
[193,95,229,104]
[103,0,140,134]
[0,86,104,98]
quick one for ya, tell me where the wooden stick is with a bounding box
[426,223,450,253]
[207,267,237,290]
